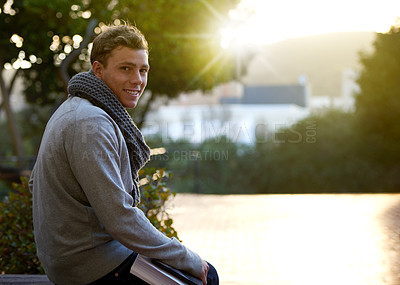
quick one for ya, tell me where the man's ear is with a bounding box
[92,61,104,79]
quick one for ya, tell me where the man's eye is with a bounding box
[140,69,148,74]
[121,67,130,71]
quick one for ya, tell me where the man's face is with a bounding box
[92,46,149,108]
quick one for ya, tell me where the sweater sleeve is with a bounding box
[68,112,202,277]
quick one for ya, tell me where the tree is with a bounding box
[0,0,240,170]
[0,0,92,170]
[355,21,400,166]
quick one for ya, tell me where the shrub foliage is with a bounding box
[138,167,180,241]
[0,177,43,274]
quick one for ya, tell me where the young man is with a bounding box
[29,24,218,285]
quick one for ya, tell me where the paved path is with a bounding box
[169,194,400,285]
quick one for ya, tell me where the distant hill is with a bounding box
[242,31,376,98]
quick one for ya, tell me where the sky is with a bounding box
[220,0,400,47]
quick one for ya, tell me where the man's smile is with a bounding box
[124,89,140,96]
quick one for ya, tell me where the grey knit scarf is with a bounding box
[67,70,150,205]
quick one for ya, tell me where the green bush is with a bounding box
[138,167,180,241]
[0,177,43,274]
[147,109,400,194]
[146,137,253,194]
[0,168,179,274]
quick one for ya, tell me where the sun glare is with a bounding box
[220,0,400,48]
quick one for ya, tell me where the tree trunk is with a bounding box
[136,91,155,129]
[0,65,25,169]
[59,18,98,94]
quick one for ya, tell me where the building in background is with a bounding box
[143,68,359,144]
[142,77,312,144]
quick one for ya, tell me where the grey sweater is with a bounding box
[29,96,202,284]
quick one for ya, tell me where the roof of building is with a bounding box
[242,85,307,107]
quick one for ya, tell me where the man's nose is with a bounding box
[130,71,142,84]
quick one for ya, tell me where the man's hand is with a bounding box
[199,259,209,285]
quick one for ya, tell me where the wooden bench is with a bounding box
[0,275,52,284]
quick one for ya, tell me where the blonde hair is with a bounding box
[90,24,148,66]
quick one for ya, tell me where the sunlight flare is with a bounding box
[221,0,400,46]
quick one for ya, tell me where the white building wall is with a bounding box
[142,104,309,144]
